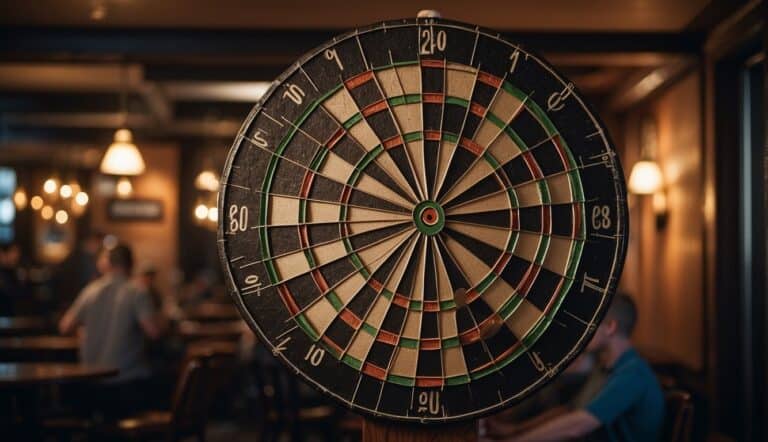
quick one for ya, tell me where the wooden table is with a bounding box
[0,316,48,336]
[0,335,79,362]
[0,362,117,387]
[177,320,246,341]
[185,340,239,357]
[0,363,118,438]
[184,302,240,322]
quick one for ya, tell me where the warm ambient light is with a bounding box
[194,204,209,220]
[75,191,89,206]
[43,178,59,194]
[116,177,133,198]
[59,184,73,198]
[628,160,663,195]
[13,188,27,210]
[207,206,218,222]
[100,128,146,176]
[41,205,54,220]
[30,195,44,211]
[55,209,69,224]
[653,191,668,214]
[195,170,220,192]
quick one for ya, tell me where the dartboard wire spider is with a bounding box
[315,104,421,205]
[440,132,559,210]
[431,63,484,200]
[240,226,416,299]
[436,83,530,206]
[239,132,414,211]
[283,229,418,322]
[337,71,428,202]
[237,220,412,270]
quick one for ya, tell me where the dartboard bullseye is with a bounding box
[218,17,628,423]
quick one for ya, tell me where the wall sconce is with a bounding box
[628,117,667,230]
[628,160,663,194]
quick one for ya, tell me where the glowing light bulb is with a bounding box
[30,195,44,210]
[43,178,59,194]
[75,191,89,206]
[116,177,133,198]
[195,170,220,192]
[55,210,69,224]
[207,206,218,222]
[628,160,663,195]
[194,204,208,220]
[13,188,27,210]
[41,205,54,220]
[59,184,73,198]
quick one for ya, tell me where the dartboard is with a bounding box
[218,17,627,423]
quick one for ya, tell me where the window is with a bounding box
[0,168,16,243]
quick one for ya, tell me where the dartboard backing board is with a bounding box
[218,17,628,423]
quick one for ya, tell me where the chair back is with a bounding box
[663,389,694,442]
[169,350,236,436]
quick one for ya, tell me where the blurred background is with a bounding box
[0,1,765,441]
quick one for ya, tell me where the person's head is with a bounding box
[587,293,637,352]
[97,243,134,276]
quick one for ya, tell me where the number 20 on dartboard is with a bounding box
[420,27,446,55]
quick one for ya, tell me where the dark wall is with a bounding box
[177,140,228,283]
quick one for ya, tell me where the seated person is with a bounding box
[59,243,163,417]
[485,294,664,442]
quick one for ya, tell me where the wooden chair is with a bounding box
[248,352,340,442]
[663,389,694,442]
[115,350,236,441]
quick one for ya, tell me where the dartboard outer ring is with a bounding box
[218,17,628,424]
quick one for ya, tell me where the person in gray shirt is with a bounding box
[59,242,162,416]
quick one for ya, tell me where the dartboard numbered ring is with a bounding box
[219,17,628,423]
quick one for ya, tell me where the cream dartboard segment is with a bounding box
[218,17,628,423]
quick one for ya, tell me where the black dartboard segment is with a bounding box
[218,17,628,423]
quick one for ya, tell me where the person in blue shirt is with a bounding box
[484,294,665,442]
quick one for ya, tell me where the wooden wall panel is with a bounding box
[618,72,704,371]
[90,144,180,296]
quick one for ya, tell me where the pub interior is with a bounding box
[0,1,766,441]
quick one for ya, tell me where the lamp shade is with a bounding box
[100,128,146,176]
[628,160,663,194]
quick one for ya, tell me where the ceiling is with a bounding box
[0,0,711,32]
[0,0,716,165]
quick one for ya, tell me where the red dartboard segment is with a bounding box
[219,17,627,423]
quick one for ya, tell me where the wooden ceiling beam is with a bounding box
[0,28,704,62]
